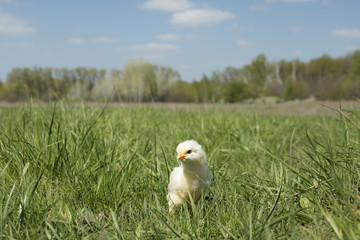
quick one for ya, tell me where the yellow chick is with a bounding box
[167,140,212,215]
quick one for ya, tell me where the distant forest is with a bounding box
[0,50,359,103]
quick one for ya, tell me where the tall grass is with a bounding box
[0,103,359,239]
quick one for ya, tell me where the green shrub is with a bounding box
[222,81,251,102]
[282,78,310,100]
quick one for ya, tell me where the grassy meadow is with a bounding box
[0,102,360,239]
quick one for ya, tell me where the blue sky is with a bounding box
[0,0,359,82]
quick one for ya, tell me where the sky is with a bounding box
[0,0,360,82]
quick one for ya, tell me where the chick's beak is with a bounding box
[177,154,186,161]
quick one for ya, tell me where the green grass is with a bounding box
[0,103,360,239]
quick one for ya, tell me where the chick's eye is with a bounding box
[187,150,192,154]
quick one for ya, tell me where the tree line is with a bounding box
[0,50,359,103]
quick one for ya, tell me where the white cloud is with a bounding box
[291,25,303,33]
[331,28,360,38]
[268,0,315,2]
[4,41,32,47]
[282,0,315,2]
[237,39,250,47]
[139,0,194,12]
[41,51,54,56]
[322,0,331,5]
[227,23,243,32]
[15,41,32,47]
[251,0,315,11]
[0,12,36,36]
[157,33,182,41]
[170,9,235,27]
[133,53,167,60]
[293,50,303,56]
[67,38,85,45]
[92,37,117,44]
[156,33,195,41]
[130,43,178,51]
[177,65,189,70]
[66,37,117,45]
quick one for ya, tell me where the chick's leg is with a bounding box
[167,192,183,216]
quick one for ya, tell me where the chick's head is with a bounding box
[176,140,207,163]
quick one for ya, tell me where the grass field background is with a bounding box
[0,102,360,239]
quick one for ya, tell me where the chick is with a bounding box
[167,140,212,215]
